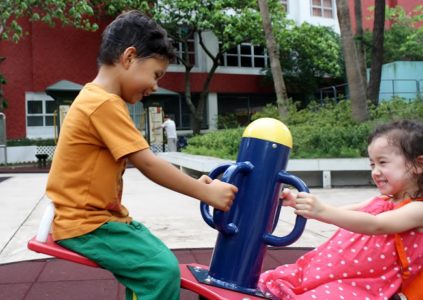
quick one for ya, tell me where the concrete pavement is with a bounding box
[0,168,378,265]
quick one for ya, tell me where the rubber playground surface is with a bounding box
[0,247,311,300]
[0,164,377,299]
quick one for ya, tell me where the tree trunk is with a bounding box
[354,0,368,86]
[258,0,288,118]
[367,0,385,106]
[191,32,223,135]
[336,0,369,122]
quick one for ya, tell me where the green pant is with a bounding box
[58,221,180,300]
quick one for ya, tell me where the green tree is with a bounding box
[375,5,423,63]
[154,0,289,135]
[258,0,289,118]
[0,1,154,42]
[336,0,369,122]
[276,23,343,103]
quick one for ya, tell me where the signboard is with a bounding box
[59,105,70,129]
[148,106,163,145]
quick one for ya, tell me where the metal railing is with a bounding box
[318,79,422,103]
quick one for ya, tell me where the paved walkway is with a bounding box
[0,168,378,265]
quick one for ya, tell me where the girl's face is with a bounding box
[121,55,168,104]
[368,136,419,201]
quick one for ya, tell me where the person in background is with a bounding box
[160,114,177,152]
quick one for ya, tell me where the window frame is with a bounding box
[311,0,334,19]
[220,43,269,68]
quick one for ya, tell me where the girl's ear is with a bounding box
[416,155,423,174]
[120,47,137,69]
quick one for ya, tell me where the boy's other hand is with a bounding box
[203,179,238,212]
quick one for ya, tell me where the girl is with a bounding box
[259,120,423,300]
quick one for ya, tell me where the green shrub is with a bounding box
[6,138,56,146]
[184,97,423,159]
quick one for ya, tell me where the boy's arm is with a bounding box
[127,148,238,211]
[295,192,423,234]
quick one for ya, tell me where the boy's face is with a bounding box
[121,54,168,104]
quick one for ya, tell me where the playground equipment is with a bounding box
[27,118,308,299]
[183,118,309,297]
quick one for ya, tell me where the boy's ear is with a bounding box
[121,47,137,69]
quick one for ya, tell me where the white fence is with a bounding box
[0,146,56,164]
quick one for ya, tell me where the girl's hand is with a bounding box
[294,192,327,219]
[280,188,297,207]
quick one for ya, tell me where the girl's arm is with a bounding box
[127,148,238,211]
[338,197,375,211]
[281,188,373,211]
[295,192,423,234]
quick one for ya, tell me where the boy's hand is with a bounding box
[198,175,213,184]
[203,179,238,211]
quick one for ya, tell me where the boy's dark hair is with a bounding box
[98,10,175,65]
[368,119,423,197]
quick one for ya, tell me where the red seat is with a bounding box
[27,234,99,268]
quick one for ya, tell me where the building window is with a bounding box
[280,0,288,11]
[172,38,196,66]
[218,94,276,127]
[26,93,55,127]
[311,0,334,18]
[220,43,269,68]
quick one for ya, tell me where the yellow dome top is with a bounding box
[242,118,292,148]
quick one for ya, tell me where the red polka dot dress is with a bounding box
[258,196,423,300]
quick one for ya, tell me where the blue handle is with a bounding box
[263,171,309,247]
[200,163,232,229]
[200,161,254,234]
[213,161,254,235]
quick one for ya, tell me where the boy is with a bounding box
[46,10,237,300]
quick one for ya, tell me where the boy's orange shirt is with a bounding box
[47,83,149,241]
